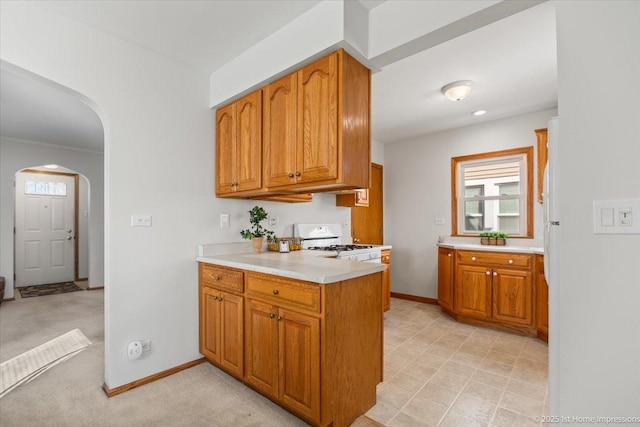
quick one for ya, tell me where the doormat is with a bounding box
[18,282,83,298]
[0,328,91,398]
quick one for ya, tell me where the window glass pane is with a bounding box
[24,180,67,196]
[464,200,484,231]
[498,216,520,234]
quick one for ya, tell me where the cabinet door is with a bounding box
[438,248,455,311]
[245,299,279,399]
[264,73,298,187]
[219,291,244,378]
[235,90,262,192]
[492,268,533,325]
[278,308,320,423]
[381,249,391,312]
[455,265,492,319]
[200,286,221,363]
[215,103,236,195]
[535,256,548,335]
[297,52,338,183]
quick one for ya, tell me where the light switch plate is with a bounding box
[593,199,640,234]
[131,214,152,227]
[220,213,230,228]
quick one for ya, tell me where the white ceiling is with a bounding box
[0,0,557,150]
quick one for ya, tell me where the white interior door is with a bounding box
[15,172,76,286]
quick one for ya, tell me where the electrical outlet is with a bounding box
[128,341,142,360]
[131,214,152,227]
[141,340,151,352]
[268,216,278,227]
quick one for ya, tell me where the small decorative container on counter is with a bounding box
[267,237,302,251]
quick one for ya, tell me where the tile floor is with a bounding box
[367,298,548,427]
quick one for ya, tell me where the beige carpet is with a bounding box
[0,288,383,426]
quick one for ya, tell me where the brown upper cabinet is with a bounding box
[216,90,262,195]
[535,128,548,204]
[216,49,371,199]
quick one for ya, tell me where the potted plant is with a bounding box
[495,232,509,246]
[240,206,275,253]
[479,231,491,245]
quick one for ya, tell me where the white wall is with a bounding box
[551,0,640,417]
[384,109,556,298]
[0,1,350,390]
[0,137,104,298]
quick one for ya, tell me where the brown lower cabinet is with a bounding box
[437,248,547,341]
[198,263,383,427]
[535,254,549,341]
[381,249,391,312]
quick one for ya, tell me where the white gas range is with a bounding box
[293,223,382,263]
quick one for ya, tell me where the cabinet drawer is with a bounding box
[246,273,320,313]
[200,263,244,293]
[457,251,532,269]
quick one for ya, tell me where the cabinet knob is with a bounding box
[508,259,514,264]
[277,316,283,321]
[493,272,498,276]
[214,275,221,281]
[295,172,301,177]
[486,271,491,275]
[213,296,219,301]
[273,289,279,295]
[269,313,275,319]
[218,296,223,301]
[448,253,452,257]
[288,173,294,178]
[472,257,477,261]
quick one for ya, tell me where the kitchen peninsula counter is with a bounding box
[197,249,385,284]
[197,243,384,426]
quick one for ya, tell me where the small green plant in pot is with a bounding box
[240,206,275,253]
[495,232,509,246]
[479,231,491,245]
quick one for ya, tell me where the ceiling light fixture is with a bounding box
[43,164,59,169]
[472,110,486,116]
[441,80,474,101]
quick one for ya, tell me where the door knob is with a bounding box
[67,229,72,233]
[66,236,72,240]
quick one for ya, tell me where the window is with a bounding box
[452,147,533,237]
[24,180,67,196]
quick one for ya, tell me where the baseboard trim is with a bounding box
[1,297,15,302]
[390,292,438,305]
[102,357,206,397]
[87,286,104,291]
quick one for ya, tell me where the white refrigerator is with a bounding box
[543,117,559,286]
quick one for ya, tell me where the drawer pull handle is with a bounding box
[508,260,513,264]
[448,253,452,257]
[277,316,283,321]
[269,313,275,319]
[471,257,476,261]
[493,272,498,276]
[273,289,279,295]
[486,271,491,275]
[214,275,221,281]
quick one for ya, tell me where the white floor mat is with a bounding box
[0,328,91,398]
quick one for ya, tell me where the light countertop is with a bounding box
[197,250,386,284]
[437,242,543,254]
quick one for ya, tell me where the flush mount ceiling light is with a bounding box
[472,110,486,116]
[441,80,474,101]
[43,164,59,169]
